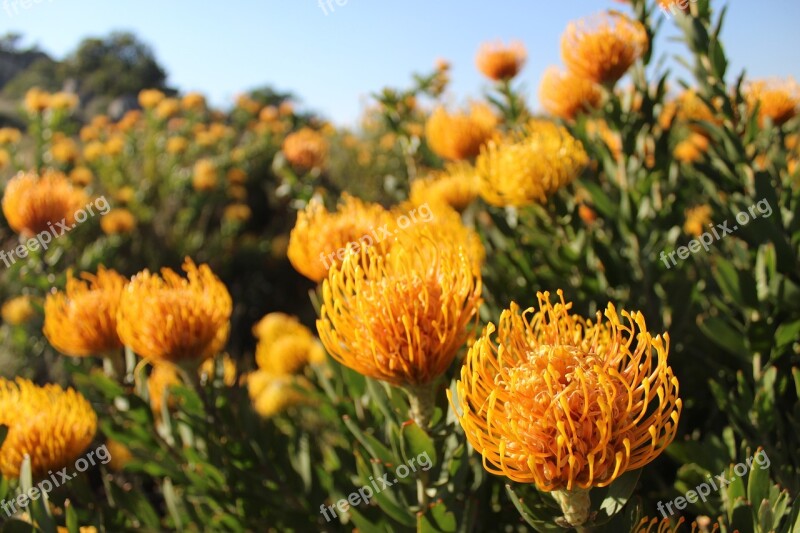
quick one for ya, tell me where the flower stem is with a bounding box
[552,488,591,529]
[405,382,436,429]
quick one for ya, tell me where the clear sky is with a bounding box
[3,1,799,125]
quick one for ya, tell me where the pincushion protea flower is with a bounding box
[539,67,603,120]
[425,104,498,161]
[317,227,482,424]
[254,312,325,375]
[287,194,393,282]
[100,208,137,235]
[1,295,35,325]
[475,40,527,81]
[117,258,232,364]
[410,162,479,212]
[745,78,800,126]
[561,11,648,86]
[449,291,681,525]
[2,170,88,237]
[44,267,128,357]
[0,378,97,478]
[282,127,329,171]
[477,120,588,207]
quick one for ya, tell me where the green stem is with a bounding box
[405,382,436,429]
[552,488,591,528]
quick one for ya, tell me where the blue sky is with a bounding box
[4,1,799,125]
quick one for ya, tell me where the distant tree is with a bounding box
[0,33,24,53]
[2,57,62,97]
[62,32,168,99]
[248,85,294,107]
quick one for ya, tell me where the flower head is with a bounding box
[44,267,128,357]
[254,313,325,375]
[477,120,588,207]
[287,194,393,282]
[2,295,35,325]
[449,290,681,491]
[138,89,165,109]
[24,88,50,114]
[745,78,800,126]
[282,128,328,171]
[561,11,648,85]
[317,227,482,386]
[192,159,218,191]
[148,362,181,414]
[674,133,709,164]
[539,67,603,120]
[410,162,479,212]
[100,208,137,235]
[247,372,310,418]
[117,259,232,364]
[476,40,527,81]
[683,204,712,237]
[181,92,206,111]
[0,378,97,478]
[425,104,498,161]
[2,170,88,237]
[0,127,22,145]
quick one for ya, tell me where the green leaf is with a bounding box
[401,422,436,469]
[417,501,457,533]
[747,450,771,514]
[698,316,750,361]
[342,415,397,467]
[591,469,642,525]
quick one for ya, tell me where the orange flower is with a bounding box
[181,92,206,111]
[745,78,800,126]
[117,259,232,364]
[192,159,218,191]
[0,378,97,478]
[561,11,648,85]
[1,295,35,325]
[425,104,497,161]
[683,204,712,237]
[287,195,392,282]
[317,227,482,387]
[539,67,603,120]
[44,267,127,357]
[2,170,88,237]
[48,92,79,111]
[282,128,328,171]
[70,166,94,187]
[476,40,527,81]
[449,290,680,495]
[674,133,709,163]
[477,120,588,207]
[148,362,181,415]
[255,314,325,375]
[24,88,50,114]
[138,89,165,109]
[100,208,137,235]
[409,162,479,212]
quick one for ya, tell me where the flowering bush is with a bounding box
[0,1,798,532]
